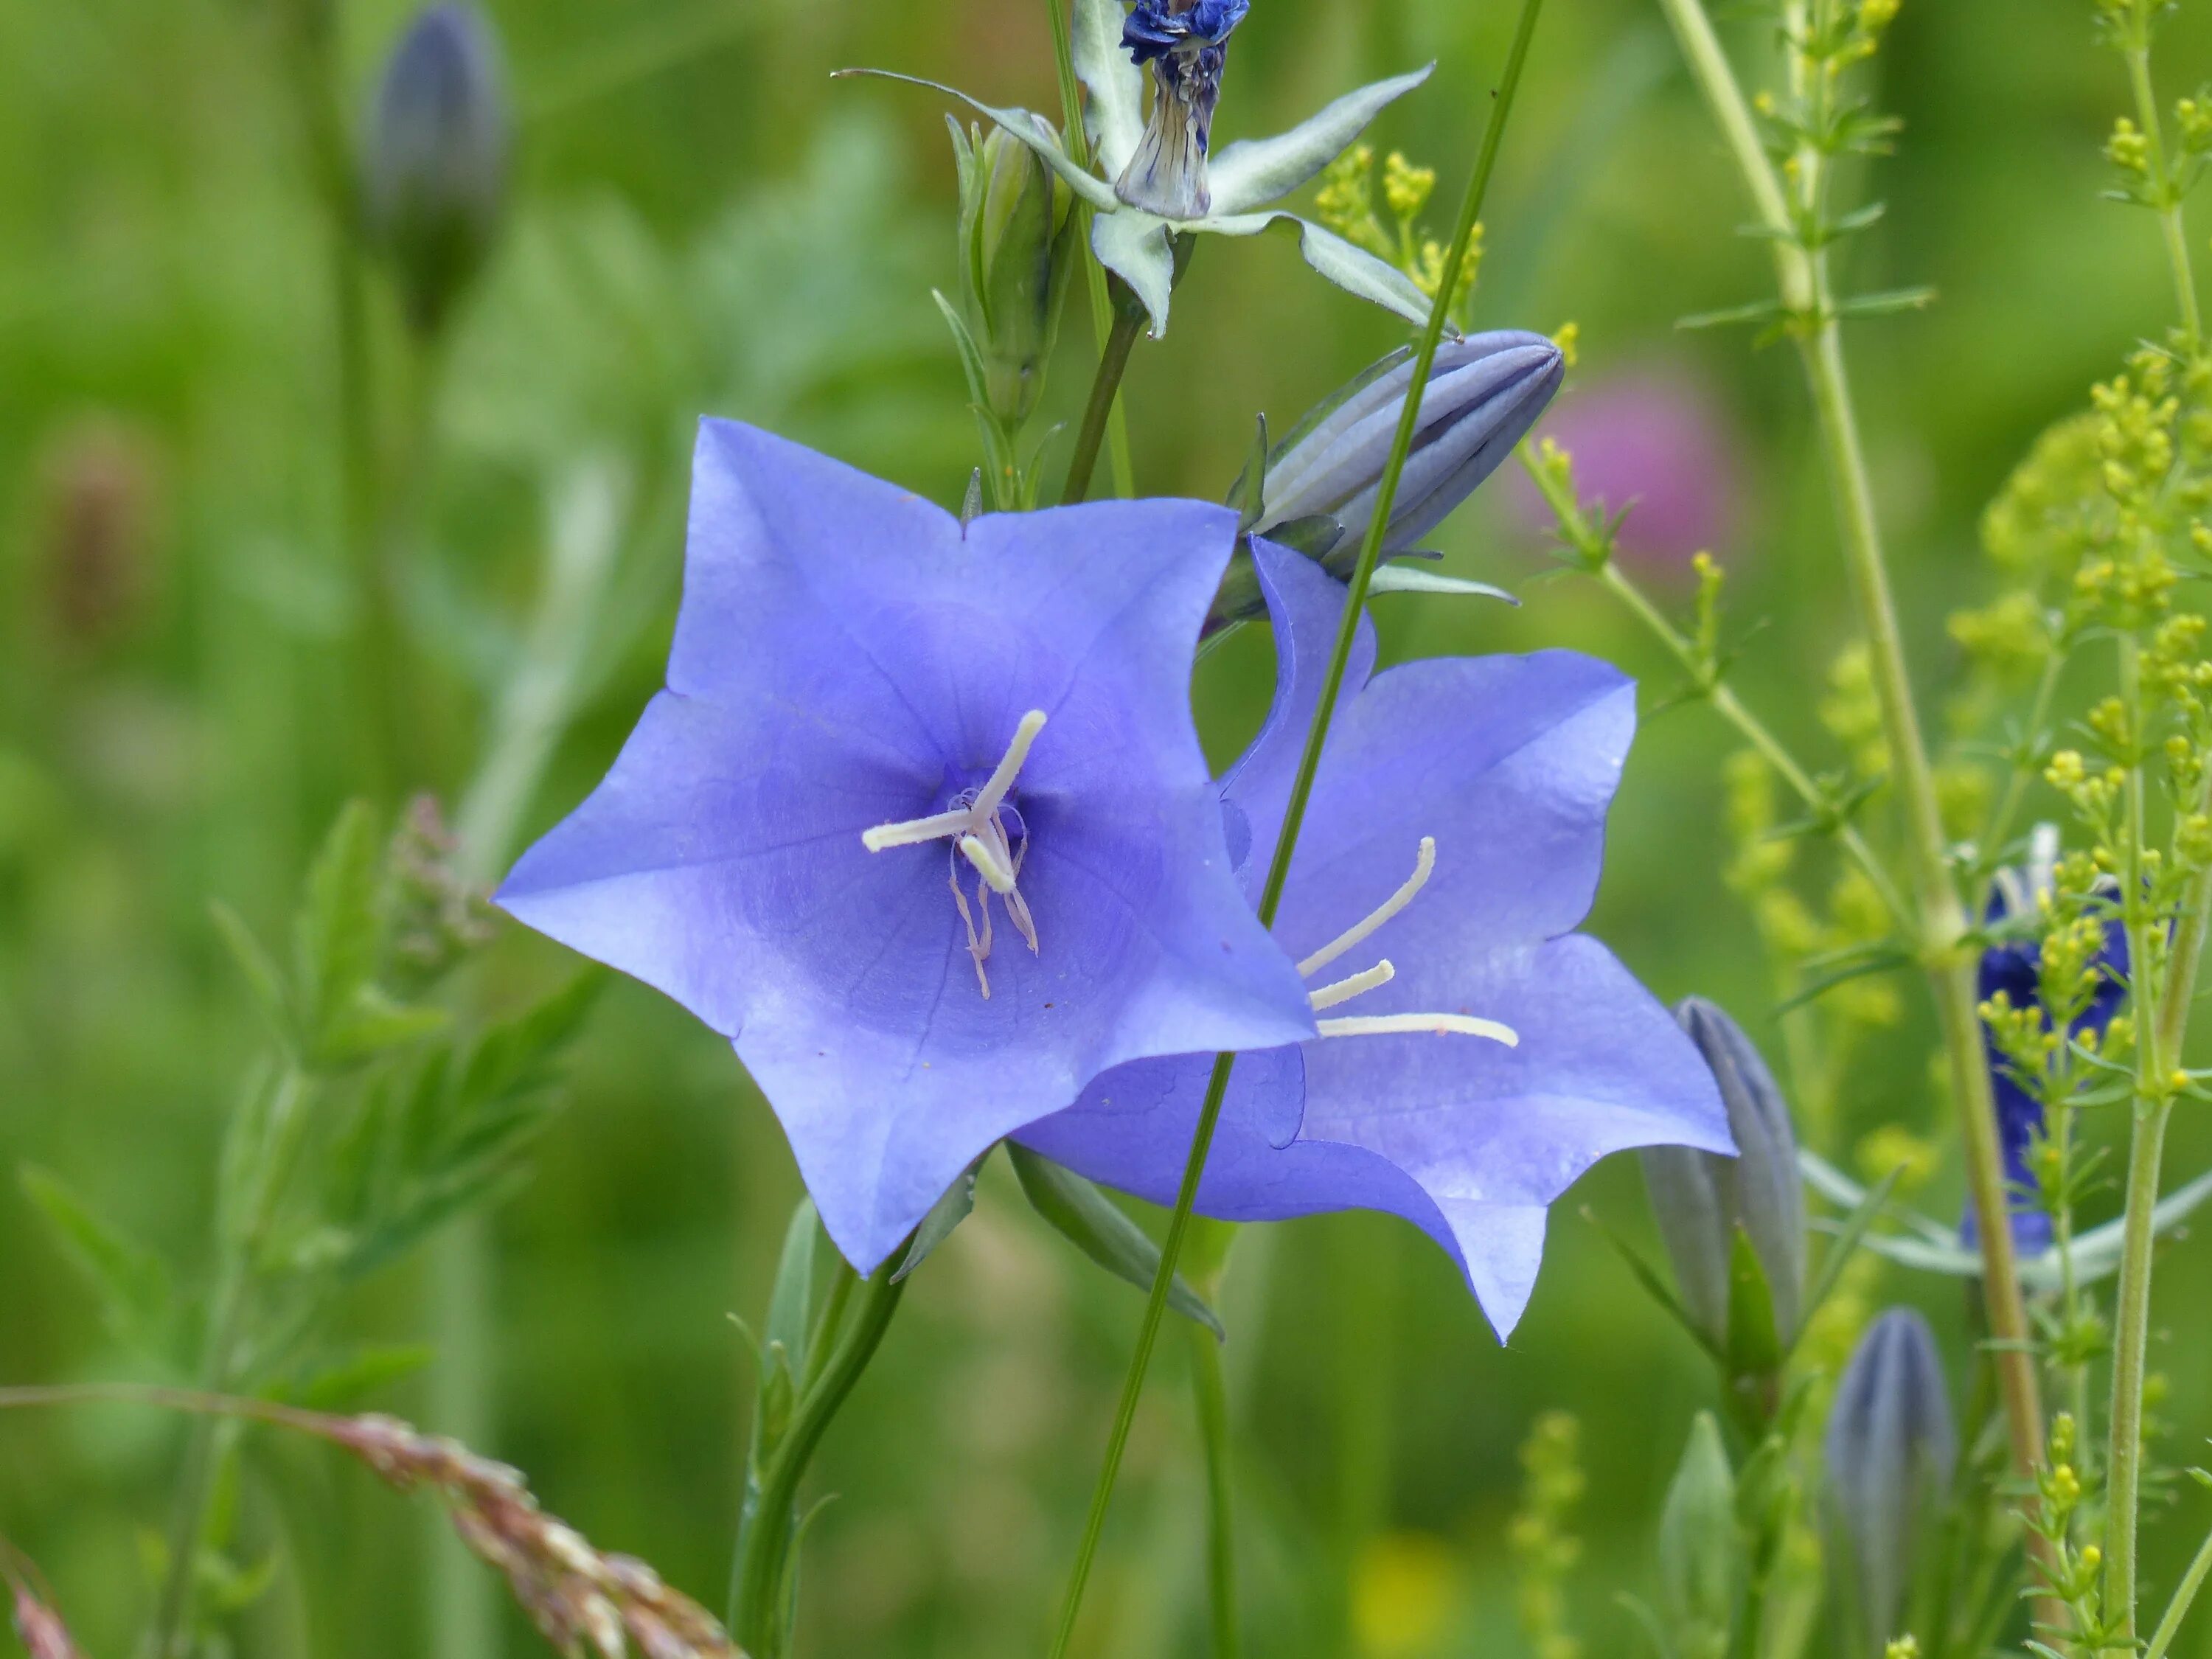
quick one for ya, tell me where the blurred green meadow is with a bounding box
[7,0,2212,1654]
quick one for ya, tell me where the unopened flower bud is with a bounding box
[1658,1413,1742,1659]
[1825,1310,1956,1655]
[1255,332,1566,573]
[364,3,510,333]
[954,124,1077,427]
[1640,998,1803,1347]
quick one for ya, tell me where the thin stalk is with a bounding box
[1651,0,2054,1587]
[2123,42,2202,351]
[1579,536,1913,932]
[2105,630,2167,1639]
[145,1063,310,1659]
[1043,0,1548,1650]
[1189,1325,1240,1659]
[1062,286,1147,504]
[2143,1514,2212,1659]
[1040,0,1136,497]
[1977,647,2066,890]
[729,1256,906,1657]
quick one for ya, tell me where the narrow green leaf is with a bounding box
[1794,1165,1903,1353]
[1834,285,1937,319]
[1676,298,1783,331]
[208,901,291,1037]
[294,801,386,1042]
[1006,1144,1223,1338]
[19,1164,172,1347]
[1582,1205,1725,1363]
[1226,413,1270,532]
[279,1344,437,1411]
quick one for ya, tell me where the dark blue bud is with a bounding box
[1824,1310,1956,1655]
[364,2,510,333]
[1258,332,1565,569]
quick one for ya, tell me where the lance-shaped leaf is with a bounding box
[1006,1143,1224,1338]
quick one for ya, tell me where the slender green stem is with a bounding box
[1652,0,2055,1579]
[2105,630,2168,1638]
[2144,1513,2212,1659]
[1043,3,1547,1651]
[1062,285,1147,504]
[1976,647,2065,889]
[1189,1324,1240,1659]
[1574,533,1914,932]
[1040,0,1136,497]
[730,1256,906,1657]
[2123,42,2202,350]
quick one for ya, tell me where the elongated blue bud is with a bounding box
[1824,1310,1956,1655]
[364,2,510,333]
[1640,998,1803,1346]
[1255,332,1565,573]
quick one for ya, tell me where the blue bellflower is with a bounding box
[498,422,1316,1272]
[1116,0,1252,218]
[1017,540,1731,1336]
[1972,845,2129,1249]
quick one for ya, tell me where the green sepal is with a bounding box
[766,1197,819,1375]
[1006,1144,1224,1339]
[1226,413,1270,532]
[1724,1223,1784,1380]
[894,1155,983,1284]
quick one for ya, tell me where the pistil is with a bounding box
[862,710,1048,998]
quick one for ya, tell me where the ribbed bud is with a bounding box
[955,125,1077,427]
[363,3,510,333]
[1254,332,1565,571]
[1824,1310,1957,1655]
[1640,997,1804,1346]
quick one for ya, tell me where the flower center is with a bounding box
[861,710,1048,1000]
[1297,837,1519,1047]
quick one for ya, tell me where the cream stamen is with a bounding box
[863,711,1048,999]
[1308,959,1395,1010]
[1298,836,1436,977]
[1297,838,1517,1048]
[1315,1012,1520,1046]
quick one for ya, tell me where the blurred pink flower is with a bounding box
[1508,361,1745,575]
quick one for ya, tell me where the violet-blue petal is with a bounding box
[498,420,1315,1271]
[1018,540,1729,1337]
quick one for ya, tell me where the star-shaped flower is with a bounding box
[1015,539,1731,1336]
[855,0,1436,336]
[496,420,1315,1271]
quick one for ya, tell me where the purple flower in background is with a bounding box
[498,421,1315,1271]
[1969,841,2129,1250]
[1017,540,1731,1336]
[1509,363,1743,574]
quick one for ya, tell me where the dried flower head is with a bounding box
[335,1415,736,1658]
